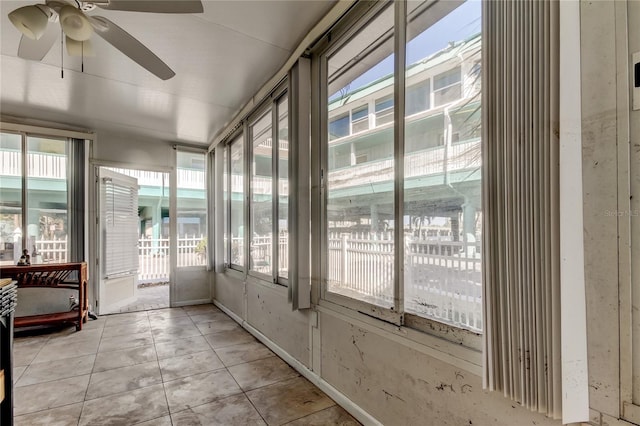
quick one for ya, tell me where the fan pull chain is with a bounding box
[81,42,84,73]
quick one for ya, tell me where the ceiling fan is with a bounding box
[8,0,204,80]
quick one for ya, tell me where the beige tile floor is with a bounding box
[12,304,361,426]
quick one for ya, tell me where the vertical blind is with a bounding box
[68,138,85,263]
[482,0,561,419]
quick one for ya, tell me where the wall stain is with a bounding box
[382,389,406,402]
[436,383,456,392]
[351,335,364,361]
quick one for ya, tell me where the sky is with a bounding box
[330,0,481,99]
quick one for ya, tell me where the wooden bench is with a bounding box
[0,263,88,331]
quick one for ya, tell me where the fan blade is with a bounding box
[96,1,203,13]
[89,16,175,80]
[17,23,58,61]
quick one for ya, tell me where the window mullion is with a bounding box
[21,133,27,254]
[393,0,406,316]
[227,145,232,268]
[272,102,279,283]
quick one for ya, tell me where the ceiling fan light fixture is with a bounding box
[8,5,49,40]
[60,5,93,41]
[66,36,95,57]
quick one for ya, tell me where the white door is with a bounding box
[98,168,139,314]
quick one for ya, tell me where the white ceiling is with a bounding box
[0,0,336,145]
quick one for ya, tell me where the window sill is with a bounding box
[317,298,482,376]
[246,274,288,292]
[223,267,244,281]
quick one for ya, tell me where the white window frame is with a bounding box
[0,129,73,265]
[225,132,245,272]
[247,85,289,286]
[314,0,483,347]
[433,66,462,107]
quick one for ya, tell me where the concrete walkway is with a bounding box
[116,284,169,313]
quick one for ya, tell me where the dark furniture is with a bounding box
[0,278,17,426]
[0,263,88,331]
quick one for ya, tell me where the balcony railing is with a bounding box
[0,151,205,190]
[16,231,481,331]
[327,231,482,332]
[328,139,481,191]
[3,235,207,280]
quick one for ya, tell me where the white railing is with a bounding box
[328,139,481,191]
[110,167,205,190]
[1,151,67,178]
[34,237,68,263]
[0,152,205,190]
[260,137,289,151]
[26,235,206,282]
[177,234,207,268]
[249,234,288,276]
[28,232,480,330]
[138,237,169,282]
[138,235,206,282]
[327,231,482,332]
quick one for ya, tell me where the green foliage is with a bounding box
[195,237,207,254]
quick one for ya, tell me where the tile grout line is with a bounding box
[149,311,176,426]
[13,305,351,425]
[78,318,107,426]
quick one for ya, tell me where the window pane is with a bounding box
[0,132,23,265]
[433,67,462,107]
[250,110,272,275]
[27,136,68,264]
[177,151,207,267]
[375,96,394,126]
[433,67,462,90]
[406,80,430,115]
[326,4,394,308]
[351,105,369,134]
[404,0,482,332]
[277,96,289,279]
[222,146,229,265]
[329,114,349,140]
[230,135,244,268]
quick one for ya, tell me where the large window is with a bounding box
[0,133,23,265]
[404,2,481,331]
[222,146,229,266]
[250,110,273,276]
[1,132,72,265]
[248,91,289,283]
[229,135,244,269]
[276,95,289,279]
[322,0,482,332]
[325,4,395,309]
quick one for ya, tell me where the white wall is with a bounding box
[579,2,637,425]
[93,129,174,169]
[214,269,558,425]
[628,0,640,409]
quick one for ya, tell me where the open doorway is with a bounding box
[97,166,170,314]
